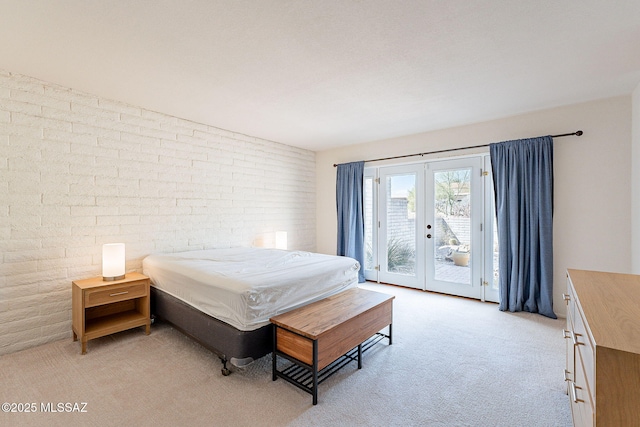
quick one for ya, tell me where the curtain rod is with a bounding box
[332,130,583,167]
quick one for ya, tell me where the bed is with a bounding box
[142,247,360,374]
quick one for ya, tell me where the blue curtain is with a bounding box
[336,161,365,283]
[490,136,556,318]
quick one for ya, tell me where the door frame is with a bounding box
[482,155,500,303]
[362,153,499,303]
[363,168,379,282]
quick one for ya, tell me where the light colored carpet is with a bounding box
[0,282,572,427]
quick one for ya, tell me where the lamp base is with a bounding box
[103,274,126,282]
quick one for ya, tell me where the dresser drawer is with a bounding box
[566,282,576,329]
[85,281,147,307]
[572,302,595,393]
[572,349,594,427]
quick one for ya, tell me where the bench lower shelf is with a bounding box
[272,331,390,404]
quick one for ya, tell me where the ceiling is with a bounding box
[1,1,639,151]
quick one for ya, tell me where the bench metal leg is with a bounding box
[312,340,318,405]
[272,326,278,381]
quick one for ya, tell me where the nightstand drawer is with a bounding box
[85,281,147,307]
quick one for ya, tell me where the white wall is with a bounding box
[0,70,316,355]
[632,83,640,274]
[317,96,632,317]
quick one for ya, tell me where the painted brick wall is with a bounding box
[0,70,316,355]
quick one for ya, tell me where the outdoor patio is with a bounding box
[435,260,471,285]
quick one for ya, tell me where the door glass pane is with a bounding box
[385,174,416,276]
[364,177,374,271]
[433,169,471,284]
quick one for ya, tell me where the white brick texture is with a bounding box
[0,70,316,355]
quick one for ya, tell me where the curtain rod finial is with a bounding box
[576,130,583,136]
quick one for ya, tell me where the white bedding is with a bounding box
[142,247,360,331]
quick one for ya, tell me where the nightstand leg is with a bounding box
[145,324,150,335]
[73,331,77,342]
[81,341,87,355]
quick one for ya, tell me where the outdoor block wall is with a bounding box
[0,70,316,355]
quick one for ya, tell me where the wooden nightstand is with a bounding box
[72,272,151,354]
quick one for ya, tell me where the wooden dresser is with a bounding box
[565,269,640,426]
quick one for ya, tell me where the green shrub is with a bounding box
[387,237,415,273]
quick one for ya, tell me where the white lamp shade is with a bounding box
[102,243,125,281]
[275,231,288,250]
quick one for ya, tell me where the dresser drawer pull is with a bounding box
[564,369,572,382]
[569,382,584,403]
[571,331,584,346]
[562,329,572,339]
[109,291,129,297]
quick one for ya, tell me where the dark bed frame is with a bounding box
[150,287,272,375]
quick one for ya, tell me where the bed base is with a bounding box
[150,287,272,375]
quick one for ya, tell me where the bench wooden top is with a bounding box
[269,287,394,340]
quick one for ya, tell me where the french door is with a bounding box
[425,158,482,298]
[376,164,425,288]
[364,155,499,302]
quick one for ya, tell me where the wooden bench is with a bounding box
[270,287,394,404]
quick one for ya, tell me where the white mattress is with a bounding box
[142,247,360,331]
